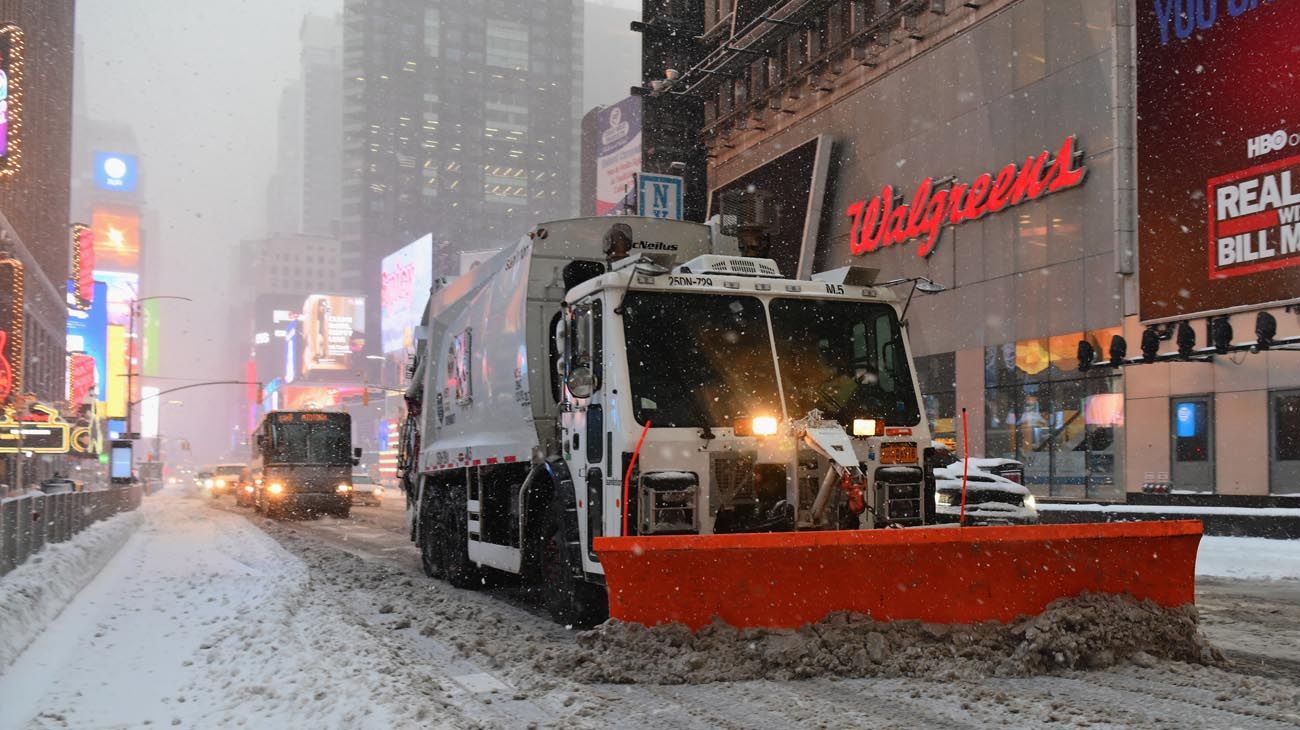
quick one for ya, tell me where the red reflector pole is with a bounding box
[622,420,651,537]
[596,520,1203,630]
[960,407,969,526]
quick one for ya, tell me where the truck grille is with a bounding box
[709,451,756,515]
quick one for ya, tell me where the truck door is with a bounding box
[562,299,605,565]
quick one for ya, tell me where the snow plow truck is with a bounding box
[399,216,1201,629]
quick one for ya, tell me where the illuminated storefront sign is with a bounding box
[91,209,141,272]
[0,24,24,179]
[93,151,139,192]
[0,404,70,454]
[844,135,1087,259]
[67,353,96,407]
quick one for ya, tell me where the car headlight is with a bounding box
[268,482,284,495]
[203,479,214,488]
[337,483,352,493]
[244,485,254,493]
[1024,494,1037,510]
[936,492,955,506]
[216,479,226,487]
[373,486,384,497]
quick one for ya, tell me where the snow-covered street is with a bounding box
[2,488,1299,729]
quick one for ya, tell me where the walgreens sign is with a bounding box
[845,135,1087,258]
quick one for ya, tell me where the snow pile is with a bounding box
[1196,536,1300,581]
[0,508,142,669]
[554,594,1222,684]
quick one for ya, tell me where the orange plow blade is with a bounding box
[594,520,1202,630]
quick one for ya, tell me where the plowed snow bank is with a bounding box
[556,594,1223,684]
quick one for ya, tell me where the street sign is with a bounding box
[637,172,684,220]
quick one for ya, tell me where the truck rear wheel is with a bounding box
[441,481,481,589]
[542,505,607,628]
[419,498,444,579]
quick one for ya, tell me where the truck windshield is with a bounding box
[769,299,921,427]
[621,292,782,427]
[268,421,352,464]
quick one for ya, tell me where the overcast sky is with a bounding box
[76,0,640,462]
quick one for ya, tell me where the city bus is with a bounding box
[251,410,361,518]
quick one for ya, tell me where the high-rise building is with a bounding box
[0,1,76,485]
[342,0,583,351]
[266,15,342,238]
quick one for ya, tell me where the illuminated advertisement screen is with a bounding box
[280,385,364,410]
[0,24,23,174]
[140,299,161,376]
[1137,2,1300,321]
[67,353,96,408]
[94,152,139,192]
[67,281,109,401]
[381,234,433,353]
[72,225,95,305]
[94,270,138,327]
[301,294,365,373]
[284,320,301,384]
[91,209,141,272]
[105,325,127,417]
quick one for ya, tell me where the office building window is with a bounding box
[486,18,529,70]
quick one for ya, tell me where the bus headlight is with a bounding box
[752,416,779,436]
[268,482,284,495]
[336,483,352,493]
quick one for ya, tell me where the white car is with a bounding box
[350,474,385,506]
[932,457,1039,525]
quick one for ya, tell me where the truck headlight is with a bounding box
[268,482,284,495]
[337,483,352,493]
[752,416,778,436]
[853,418,878,437]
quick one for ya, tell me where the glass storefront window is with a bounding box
[916,353,956,451]
[1271,390,1300,495]
[983,332,1124,500]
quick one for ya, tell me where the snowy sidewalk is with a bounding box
[0,488,446,729]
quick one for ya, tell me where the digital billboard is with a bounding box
[301,294,365,373]
[140,299,161,376]
[595,96,642,215]
[94,270,138,327]
[94,152,139,192]
[1137,2,1300,321]
[105,325,127,418]
[280,385,364,410]
[67,281,109,402]
[0,24,24,178]
[381,234,433,353]
[91,209,141,272]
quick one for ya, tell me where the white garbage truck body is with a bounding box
[401,216,934,625]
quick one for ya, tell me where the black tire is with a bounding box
[337,506,351,519]
[541,503,608,628]
[441,481,481,589]
[419,503,445,579]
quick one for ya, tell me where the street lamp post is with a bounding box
[125,295,191,436]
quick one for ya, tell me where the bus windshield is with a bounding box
[266,415,352,465]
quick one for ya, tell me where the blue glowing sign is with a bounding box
[93,152,138,192]
[1175,402,1198,438]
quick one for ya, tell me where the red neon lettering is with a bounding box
[904,178,933,240]
[1047,135,1087,192]
[985,163,1018,213]
[961,173,994,220]
[842,135,1087,259]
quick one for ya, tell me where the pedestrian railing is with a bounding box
[0,486,143,577]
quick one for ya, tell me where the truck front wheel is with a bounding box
[419,497,445,579]
[541,506,607,628]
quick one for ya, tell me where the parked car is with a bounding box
[350,474,384,507]
[929,447,1038,525]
